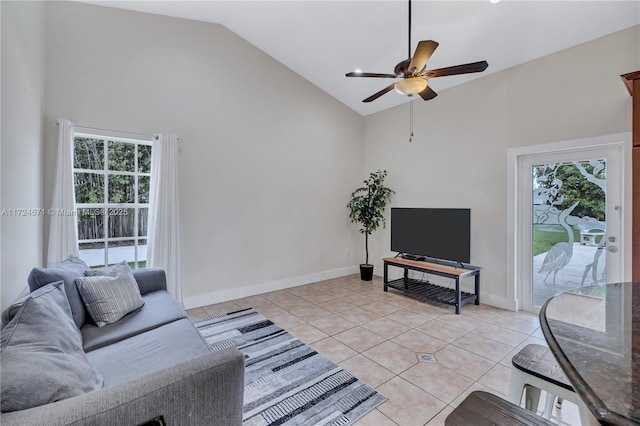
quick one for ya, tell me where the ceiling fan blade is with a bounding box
[363,83,396,103]
[408,40,439,74]
[423,60,489,78]
[418,86,438,101]
[346,72,399,78]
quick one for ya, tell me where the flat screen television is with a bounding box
[391,208,471,264]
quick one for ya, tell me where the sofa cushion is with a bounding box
[0,282,103,412]
[82,290,187,352]
[76,264,145,327]
[27,255,88,328]
[85,261,141,282]
[85,318,211,386]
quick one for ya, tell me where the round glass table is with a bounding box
[540,282,640,426]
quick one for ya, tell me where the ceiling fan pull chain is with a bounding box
[409,99,414,143]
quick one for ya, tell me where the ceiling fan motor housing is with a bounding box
[394,59,413,76]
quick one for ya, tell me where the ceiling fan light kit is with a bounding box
[394,78,427,96]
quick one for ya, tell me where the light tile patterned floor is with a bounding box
[186,274,582,426]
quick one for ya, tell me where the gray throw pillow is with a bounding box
[0,282,104,413]
[85,261,141,287]
[76,262,144,327]
[27,255,89,328]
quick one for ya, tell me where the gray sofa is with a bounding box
[1,261,245,426]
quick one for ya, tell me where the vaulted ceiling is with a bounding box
[83,1,640,116]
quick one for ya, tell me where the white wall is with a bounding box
[0,1,45,310]
[6,1,637,311]
[363,26,640,309]
[43,2,364,306]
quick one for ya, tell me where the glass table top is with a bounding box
[540,282,640,425]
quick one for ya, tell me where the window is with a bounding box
[73,133,152,268]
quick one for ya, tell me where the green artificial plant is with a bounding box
[347,170,395,265]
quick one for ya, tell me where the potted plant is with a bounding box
[347,170,394,281]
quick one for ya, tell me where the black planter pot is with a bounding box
[359,264,374,281]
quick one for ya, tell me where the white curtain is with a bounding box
[147,133,182,304]
[47,119,79,267]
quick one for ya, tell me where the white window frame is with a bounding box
[73,131,153,268]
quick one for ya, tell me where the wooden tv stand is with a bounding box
[383,257,481,314]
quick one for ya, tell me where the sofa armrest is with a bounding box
[132,268,167,295]
[0,348,245,426]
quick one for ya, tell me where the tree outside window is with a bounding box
[73,135,152,268]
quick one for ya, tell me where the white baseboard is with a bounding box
[479,293,518,311]
[182,265,360,310]
[182,264,519,313]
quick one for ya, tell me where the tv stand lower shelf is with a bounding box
[386,278,477,307]
[383,257,481,314]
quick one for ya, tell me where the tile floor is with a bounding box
[186,274,582,426]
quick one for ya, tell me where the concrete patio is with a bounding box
[532,243,606,307]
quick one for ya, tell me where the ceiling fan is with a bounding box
[346,0,489,103]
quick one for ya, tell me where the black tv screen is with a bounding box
[391,208,471,264]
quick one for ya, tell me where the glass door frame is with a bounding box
[507,133,631,313]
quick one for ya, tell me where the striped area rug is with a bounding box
[194,308,386,426]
